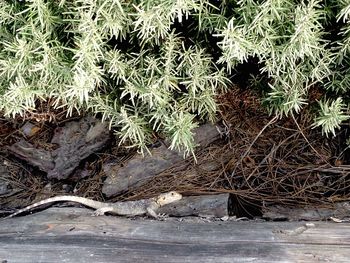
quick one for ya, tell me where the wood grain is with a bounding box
[157,194,229,217]
[1,207,350,262]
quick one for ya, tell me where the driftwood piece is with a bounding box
[102,123,221,197]
[157,194,229,217]
[102,145,183,196]
[7,139,55,171]
[7,116,110,180]
[1,207,350,262]
[48,116,110,179]
[263,202,350,221]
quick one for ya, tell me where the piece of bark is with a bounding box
[191,123,221,147]
[102,123,221,197]
[48,116,110,179]
[102,145,183,197]
[158,194,229,217]
[7,116,110,180]
[263,202,350,221]
[7,139,55,171]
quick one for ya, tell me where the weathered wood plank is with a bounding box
[0,208,350,263]
[263,202,350,221]
[157,194,229,217]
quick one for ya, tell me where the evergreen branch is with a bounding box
[313,98,350,136]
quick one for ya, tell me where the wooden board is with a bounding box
[157,193,229,217]
[1,207,350,262]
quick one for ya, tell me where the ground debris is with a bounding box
[1,87,350,220]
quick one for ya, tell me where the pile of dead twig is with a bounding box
[127,88,350,211]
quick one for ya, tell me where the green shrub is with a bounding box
[0,0,229,156]
[215,0,350,135]
[1,0,350,156]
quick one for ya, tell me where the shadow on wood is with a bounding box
[1,207,350,262]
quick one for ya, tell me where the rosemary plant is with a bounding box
[1,0,350,155]
[216,0,350,137]
[0,0,228,157]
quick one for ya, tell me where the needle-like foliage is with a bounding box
[216,0,350,137]
[0,0,228,157]
[1,0,350,154]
